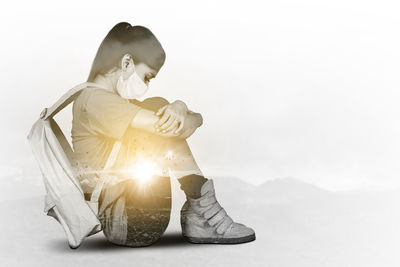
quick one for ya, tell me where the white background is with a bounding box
[1,2,400,266]
[1,0,400,192]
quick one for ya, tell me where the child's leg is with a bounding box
[132,97,207,198]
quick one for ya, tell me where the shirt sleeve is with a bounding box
[85,89,141,139]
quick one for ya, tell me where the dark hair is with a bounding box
[87,22,166,82]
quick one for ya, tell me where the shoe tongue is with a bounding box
[200,179,215,196]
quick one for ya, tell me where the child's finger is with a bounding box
[156,113,170,127]
[155,105,167,116]
[175,120,185,134]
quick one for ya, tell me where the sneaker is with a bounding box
[180,179,255,244]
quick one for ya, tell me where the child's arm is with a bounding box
[154,100,203,138]
[130,108,179,138]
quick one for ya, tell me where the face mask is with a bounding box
[116,71,149,99]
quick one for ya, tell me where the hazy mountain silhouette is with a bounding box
[212,176,330,206]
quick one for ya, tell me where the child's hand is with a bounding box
[155,100,188,134]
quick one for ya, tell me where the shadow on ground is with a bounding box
[48,231,191,252]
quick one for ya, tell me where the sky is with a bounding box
[1,0,400,191]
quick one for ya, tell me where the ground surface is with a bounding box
[0,177,399,267]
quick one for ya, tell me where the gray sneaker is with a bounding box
[180,179,255,244]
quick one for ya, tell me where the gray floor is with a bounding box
[1,177,399,267]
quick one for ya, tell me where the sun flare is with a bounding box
[130,160,156,184]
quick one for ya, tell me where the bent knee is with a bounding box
[140,97,169,112]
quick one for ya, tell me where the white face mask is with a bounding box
[116,71,149,99]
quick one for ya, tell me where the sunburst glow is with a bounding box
[130,160,156,185]
[166,151,173,160]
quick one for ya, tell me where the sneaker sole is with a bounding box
[184,233,256,244]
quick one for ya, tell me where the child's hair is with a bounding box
[87,22,166,82]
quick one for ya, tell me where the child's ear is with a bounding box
[121,54,134,71]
